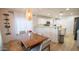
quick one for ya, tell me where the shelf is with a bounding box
[3,14,9,16]
[6,33,11,35]
[4,19,9,21]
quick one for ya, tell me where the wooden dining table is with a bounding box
[8,32,48,51]
[9,40,24,51]
[21,32,48,50]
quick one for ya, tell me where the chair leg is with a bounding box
[48,45,50,51]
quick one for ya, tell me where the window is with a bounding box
[14,13,33,34]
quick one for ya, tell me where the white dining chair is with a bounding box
[39,39,51,51]
[30,45,40,51]
[19,31,26,34]
[30,39,51,51]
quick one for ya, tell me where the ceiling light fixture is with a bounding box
[70,13,72,15]
[48,13,50,16]
[59,11,63,16]
[55,16,58,18]
[66,8,70,11]
[26,8,32,20]
[59,13,63,16]
[70,13,73,15]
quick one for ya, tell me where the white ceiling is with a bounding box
[3,8,79,18]
[32,8,79,18]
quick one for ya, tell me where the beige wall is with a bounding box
[0,9,14,44]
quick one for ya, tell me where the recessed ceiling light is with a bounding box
[48,13,50,16]
[70,13,73,15]
[59,13,63,16]
[70,13,72,15]
[55,16,58,18]
[66,8,70,11]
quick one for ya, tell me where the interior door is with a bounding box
[74,17,79,40]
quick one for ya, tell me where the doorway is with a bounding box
[74,17,79,40]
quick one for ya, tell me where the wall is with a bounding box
[0,9,14,44]
[55,16,75,35]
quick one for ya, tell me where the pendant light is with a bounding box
[26,8,32,20]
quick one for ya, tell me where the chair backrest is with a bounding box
[19,31,26,35]
[39,39,51,51]
[16,31,27,40]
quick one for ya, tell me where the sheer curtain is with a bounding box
[15,14,27,34]
[14,12,33,39]
[15,16,27,34]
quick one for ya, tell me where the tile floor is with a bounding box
[50,33,79,51]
